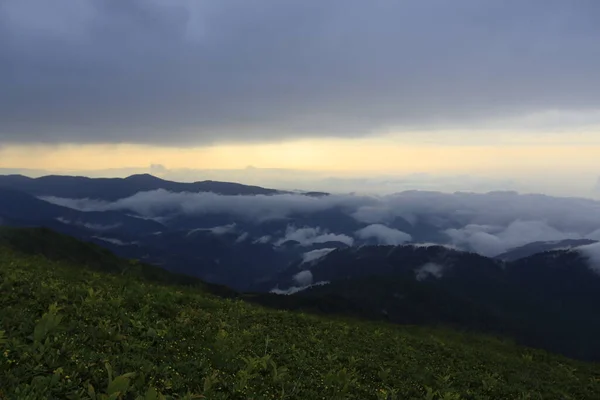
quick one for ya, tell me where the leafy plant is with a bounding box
[32,303,63,342]
[1,235,599,399]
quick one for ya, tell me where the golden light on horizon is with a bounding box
[1,137,600,176]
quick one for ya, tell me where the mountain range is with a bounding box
[3,226,599,398]
[0,173,282,200]
[259,243,600,360]
[1,173,600,361]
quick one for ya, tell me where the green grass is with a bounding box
[1,243,600,399]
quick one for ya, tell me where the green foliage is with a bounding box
[33,303,63,342]
[1,243,600,399]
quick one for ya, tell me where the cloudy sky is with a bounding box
[1,0,599,196]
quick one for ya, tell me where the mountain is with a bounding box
[0,176,398,290]
[0,173,283,200]
[1,227,599,399]
[0,226,234,297]
[495,238,598,261]
[118,228,291,291]
[261,244,502,290]
[3,174,600,360]
[0,184,349,290]
[0,187,165,236]
[263,244,600,361]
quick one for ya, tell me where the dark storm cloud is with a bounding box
[1,0,599,145]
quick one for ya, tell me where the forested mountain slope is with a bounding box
[1,228,599,399]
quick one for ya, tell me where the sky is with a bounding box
[1,0,599,196]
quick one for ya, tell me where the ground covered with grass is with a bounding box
[1,240,600,399]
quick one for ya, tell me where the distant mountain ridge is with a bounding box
[2,172,600,362]
[0,187,165,236]
[262,243,600,360]
[494,238,598,261]
[0,184,341,291]
[0,173,287,200]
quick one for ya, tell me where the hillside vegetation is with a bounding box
[1,228,599,399]
[263,244,600,361]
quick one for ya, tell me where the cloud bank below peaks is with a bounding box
[355,224,412,245]
[415,263,445,282]
[275,226,354,247]
[302,248,337,264]
[576,242,600,275]
[42,189,600,257]
[41,190,372,222]
[270,270,330,295]
[187,223,237,237]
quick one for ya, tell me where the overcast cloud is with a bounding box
[1,0,600,145]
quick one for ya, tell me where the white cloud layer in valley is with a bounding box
[355,224,412,246]
[42,189,600,258]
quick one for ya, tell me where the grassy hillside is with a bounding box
[1,230,599,399]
